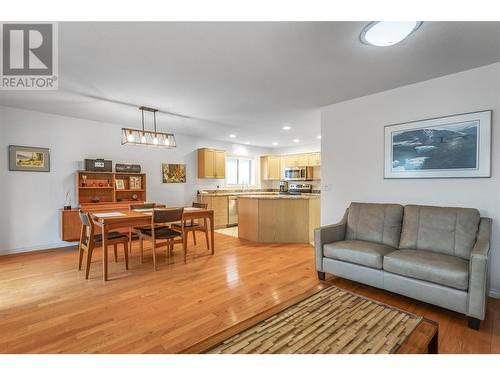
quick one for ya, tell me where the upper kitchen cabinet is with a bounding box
[307,152,321,166]
[296,153,309,166]
[281,153,321,168]
[198,148,226,179]
[261,156,282,180]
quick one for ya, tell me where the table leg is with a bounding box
[102,225,108,281]
[210,213,214,255]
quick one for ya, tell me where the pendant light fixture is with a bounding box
[121,106,176,148]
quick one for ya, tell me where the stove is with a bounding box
[282,183,313,195]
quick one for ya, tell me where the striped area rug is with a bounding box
[208,286,422,354]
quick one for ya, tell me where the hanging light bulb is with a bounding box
[127,131,135,142]
[153,137,159,145]
[141,133,147,143]
[164,138,170,146]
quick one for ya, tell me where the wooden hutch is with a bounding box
[60,170,147,242]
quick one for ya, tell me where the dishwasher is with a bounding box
[227,196,238,226]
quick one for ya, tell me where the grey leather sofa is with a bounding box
[314,202,491,330]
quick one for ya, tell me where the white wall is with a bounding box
[320,63,500,297]
[0,105,270,253]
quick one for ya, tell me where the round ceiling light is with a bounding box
[360,21,422,47]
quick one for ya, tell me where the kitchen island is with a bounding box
[238,195,320,243]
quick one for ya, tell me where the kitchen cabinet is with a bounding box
[307,152,321,166]
[296,154,308,166]
[214,150,226,178]
[282,155,296,167]
[200,195,228,228]
[261,152,321,180]
[198,148,226,179]
[260,156,282,180]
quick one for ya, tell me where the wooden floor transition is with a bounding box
[0,233,499,354]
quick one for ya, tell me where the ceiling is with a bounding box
[1,21,499,148]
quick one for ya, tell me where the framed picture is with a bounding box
[115,179,125,190]
[9,145,50,172]
[129,176,142,190]
[384,110,491,179]
[162,163,186,183]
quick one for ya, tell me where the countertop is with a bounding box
[237,194,320,200]
[200,191,277,197]
[200,191,320,197]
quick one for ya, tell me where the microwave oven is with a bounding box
[284,166,313,181]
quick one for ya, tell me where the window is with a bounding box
[226,157,254,185]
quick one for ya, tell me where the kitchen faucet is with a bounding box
[241,181,249,192]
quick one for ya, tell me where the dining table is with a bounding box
[89,206,215,281]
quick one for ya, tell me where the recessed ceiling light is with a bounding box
[360,21,422,47]
[293,139,300,143]
[272,142,279,146]
[229,134,236,138]
[282,126,291,131]
[317,135,322,139]
[244,141,250,145]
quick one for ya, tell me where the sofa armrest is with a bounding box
[314,210,347,272]
[467,217,492,320]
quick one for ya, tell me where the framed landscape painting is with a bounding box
[162,163,186,183]
[384,110,491,179]
[9,145,51,172]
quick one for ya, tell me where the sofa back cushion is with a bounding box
[399,205,480,259]
[346,203,404,248]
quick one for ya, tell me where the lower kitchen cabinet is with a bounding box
[200,195,228,229]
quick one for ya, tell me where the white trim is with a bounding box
[0,241,77,256]
[488,289,500,299]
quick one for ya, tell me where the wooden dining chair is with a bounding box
[172,202,210,250]
[77,210,129,279]
[137,208,186,271]
[128,203,157,253]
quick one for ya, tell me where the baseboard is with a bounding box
[488,289,500,299]
[0,242,78,256]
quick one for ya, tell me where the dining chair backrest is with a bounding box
[129,203,156,210]
[192,202,208,209]
[78,210,91,227]
[78,210,95,244]
[153,208,184,224]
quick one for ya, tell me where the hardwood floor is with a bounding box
[0,233,499,353]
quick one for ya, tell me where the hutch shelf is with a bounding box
[60,171,147,242]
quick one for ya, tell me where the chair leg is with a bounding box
[192,230,197,245]
[139,238,144,264]
[113,244,118,262]
[78,244,85,271]
[152,241,157,271]
[85,249,93,279]
[183,235,187,263]
[468,317,481,330]
[123,242,129,270]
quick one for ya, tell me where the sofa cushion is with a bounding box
[323,240,396,269]
[383,249,469,290]
[345,203,404,248]
[399,205,480,260]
